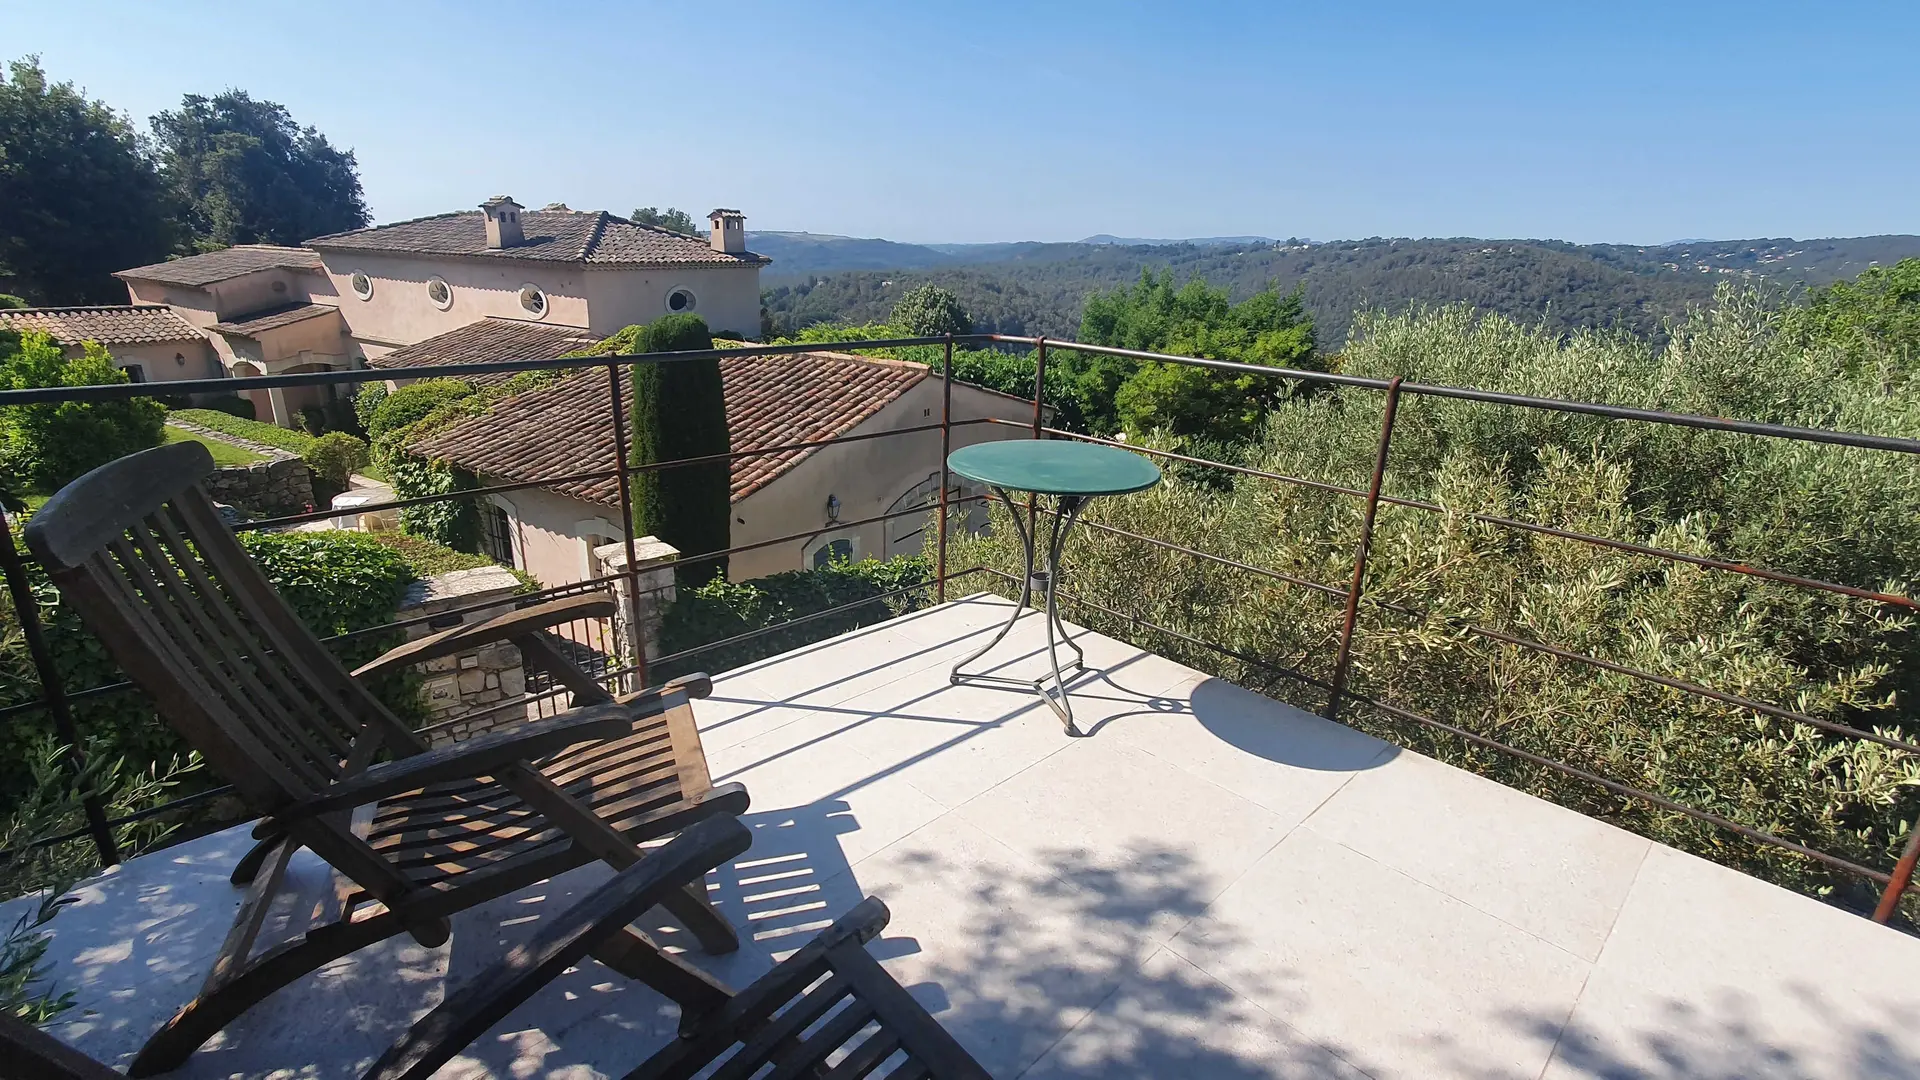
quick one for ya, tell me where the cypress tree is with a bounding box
[627,313,731,584]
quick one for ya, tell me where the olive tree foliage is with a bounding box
[0,57,173,304]
[890,285,974,338]
[950,284,1920,914]
[152,89,369,250]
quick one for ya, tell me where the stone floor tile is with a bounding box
[1541,845,1920,1079]
[1024,947,1379,1080]
[1169,827,1590,1079]
[1304,748,1650,961]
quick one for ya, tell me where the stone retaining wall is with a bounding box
[394,566,528,746]
[204,457,315,519]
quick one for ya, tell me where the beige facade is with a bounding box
[318,252,590,351]
[582,265,762,340]
[92,339,222,385]
[472,380,1036,587]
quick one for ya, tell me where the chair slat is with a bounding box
[705,974,852,1080]
[150,511,359,757]
[823,1029,903,1080]
[764,1000,878,1080]
[122,525,342,784]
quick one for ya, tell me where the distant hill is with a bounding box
[760,234,1920,350]
[747,232,955,273]
[1080,234,1278,246]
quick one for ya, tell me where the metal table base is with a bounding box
[950,488,1091,735]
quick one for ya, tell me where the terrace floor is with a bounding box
[25,593,1920,1079]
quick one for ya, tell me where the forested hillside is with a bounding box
[760,235,1920,349]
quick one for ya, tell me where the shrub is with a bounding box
[165,408,313,454]
[302,431,369,498]
[0,295,27,310]
[353,382,388,431]
[1,523,419,819]
[891,285,973,337]
[0,332,164,491]
[657,555,930,679]
[366,379,475,446]
[384,454,480,552]
[950,285,1920,915]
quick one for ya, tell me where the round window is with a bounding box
[519,284,548,318]
[667,287,697,313]
[426,277,453,310]
[350,272,374,301]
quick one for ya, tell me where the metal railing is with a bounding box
[5,331,1920,925]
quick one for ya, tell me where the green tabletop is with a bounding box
[948,439,1162,497]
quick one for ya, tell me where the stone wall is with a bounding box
[393,565,529,746]
[204,457,315,519]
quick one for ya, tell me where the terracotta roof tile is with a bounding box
[411,351,927,505]
[365,319,601,386]
[0,305,203,345]
[114,245,323,286]
[209,303,341,336]
[308,210,769,267]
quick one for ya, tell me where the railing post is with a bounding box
[605,361,648,691]
[936,334,953,604]
[1326,376,1403,723]
[1026,337,1048,608]
[0,511,120,866]
[1874,811,1920,923]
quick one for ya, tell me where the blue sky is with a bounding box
[12,1,1918,244]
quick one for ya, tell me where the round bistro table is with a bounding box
[946,439,1162,735]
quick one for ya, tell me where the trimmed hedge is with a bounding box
[166,408,315,455]
[0,527,419,813]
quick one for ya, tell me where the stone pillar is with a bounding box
[592,537,679,690]
[392,565,527,746]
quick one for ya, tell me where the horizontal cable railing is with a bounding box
[4,331,1919,926]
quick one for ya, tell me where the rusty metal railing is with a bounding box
[5,330,1920,928]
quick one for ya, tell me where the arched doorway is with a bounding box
[229,362,271,422]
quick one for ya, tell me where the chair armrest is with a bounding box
[275,687,686,823]
[363,816,754,1080]
[351,592,616,682]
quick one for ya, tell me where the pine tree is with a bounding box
[627,314,731,584]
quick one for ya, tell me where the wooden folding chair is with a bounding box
[1,1013,124,1080]
[368,815,992,1080]
[24,442,750,1076]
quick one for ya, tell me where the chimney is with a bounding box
[481,195,524,249]
[708,208,746,255]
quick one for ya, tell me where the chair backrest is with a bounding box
[23,442,420,834]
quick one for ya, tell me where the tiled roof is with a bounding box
[114,245,324,286]
[209,303,341,336]
[412,351,928,505]
[365,319,601,385]
[308,210,770,267]
[0,305,202,345]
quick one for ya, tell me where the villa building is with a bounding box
[4,201,767,427]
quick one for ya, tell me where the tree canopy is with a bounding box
[631,207,699,236]
[1787,256,1920,372]
[151,89,369,249]
[1069,270,1318,441]
[0,57,173,304]
[890,284,973,337]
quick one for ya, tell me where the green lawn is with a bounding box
[164,425,267,467]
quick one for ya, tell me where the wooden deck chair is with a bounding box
[23,442,750,1077]
[368,815,992,1080]
[0,1013,124,1080]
